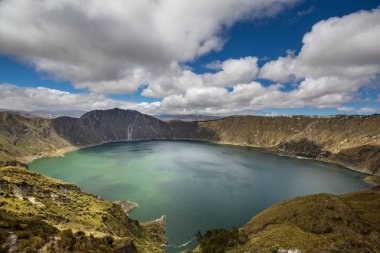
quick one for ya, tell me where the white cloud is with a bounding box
[0,3,379,116]
[261,7,380,82]
[161,87,229,110]
[158,77,355,114]
[0,84,135,112]
[257,7,380,115]
[204,61,223,70]
[141,57,259,98]
[0,81,377,116]
[202,57,259,87]
[357,107,377,114]
[260,55,297,82]
[337,106,355,112]
[0,0,298,94]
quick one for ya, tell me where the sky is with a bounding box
[0,0,380,116]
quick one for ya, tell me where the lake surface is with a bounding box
[29,140,370,252]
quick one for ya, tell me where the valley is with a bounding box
[0,108,380,252]
[1,108,379,175]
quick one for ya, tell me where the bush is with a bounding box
[271,245,280,253]
[196,228,244,253]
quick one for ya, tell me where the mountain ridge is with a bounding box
[0,108,379,175]
[1,108,380,252]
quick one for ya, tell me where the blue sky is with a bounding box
[0,0,379,115]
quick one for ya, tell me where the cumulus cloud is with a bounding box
[0,0,297,94]
[0,2,379,115]
[202,57,259,87]
[159,78,354,115]
[0,84,135,112]
[257,7,380,115]
[260,7,380,82]
[337,106,355,112]
[357,107,378,114]
[0,80,376,116]
[142,57,259,97]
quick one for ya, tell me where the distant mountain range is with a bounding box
[0,108,86,118]
[0,108,222,121]
[156,114,221,121]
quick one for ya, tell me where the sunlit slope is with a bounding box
[0,112,71,162]
[0,165,165,252]
[196,115,380,175]
[192,190,380,253]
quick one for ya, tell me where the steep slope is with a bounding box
[192,190,380,253]
[196,115,380,175]
[0,111,71,162]
[0,165,165,252]
[52,108,172,146]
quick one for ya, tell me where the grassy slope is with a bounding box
[199,115,380,151]
[0,166,165,252]
[0,112,72,162]
[192,190,380,253]
[198,115,380,175]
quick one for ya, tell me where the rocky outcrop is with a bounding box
[115,200,139,214]
[331,145,380,175]
[276,139,325,159]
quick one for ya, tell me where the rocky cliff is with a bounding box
[52,108,172,146]
[0,109,379,175]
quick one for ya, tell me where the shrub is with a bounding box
[196,228,243,253]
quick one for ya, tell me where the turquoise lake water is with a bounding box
[29,140,370,252]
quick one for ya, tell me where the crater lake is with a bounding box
[29,140,370,252]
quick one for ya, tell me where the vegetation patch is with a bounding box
[0,165,166,252]
[194,228,247,253]
[190,190,380,253]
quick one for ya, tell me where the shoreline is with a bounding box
[207,141,375,179]
[22,138,376,186]
[20,146,80,164]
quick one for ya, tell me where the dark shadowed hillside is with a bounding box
[52,108,172,146]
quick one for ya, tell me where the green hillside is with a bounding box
[192,190,380,253]
[0,165,165,252]
[0,112,72,162]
